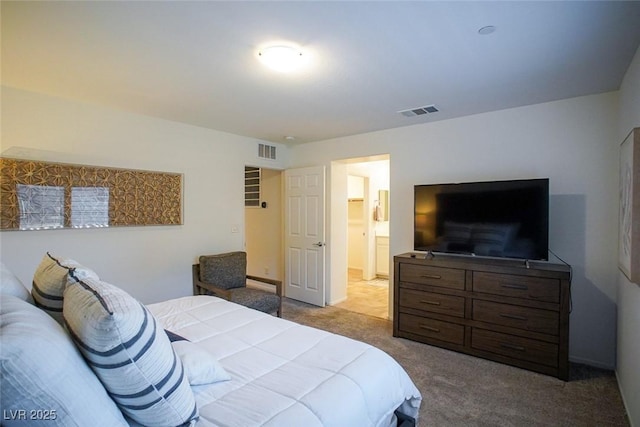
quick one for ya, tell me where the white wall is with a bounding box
[347,199,365,270]
[329,162,349,305]
[290,91,620,369]
[347,175,365,270]
[0,87,288,304]
[616,45,640,426]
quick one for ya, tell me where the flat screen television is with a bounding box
[414,178,549,260]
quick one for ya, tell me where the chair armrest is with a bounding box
[246,275,283,296]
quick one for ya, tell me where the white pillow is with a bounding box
[31,252,98,324]
[64,275,198,427]
[0,261,33,303]
[171,340,231,386]
[0,295,128,427]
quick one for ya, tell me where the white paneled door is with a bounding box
[284,166,326,307]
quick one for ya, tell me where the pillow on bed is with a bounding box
[171,340,231,386]
[1,261,33,303]
[0,295,128,427]
[63,274,198,427]
[166,329,229,385]
[31,252,98,323]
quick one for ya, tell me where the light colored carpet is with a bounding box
[282,297,629,427]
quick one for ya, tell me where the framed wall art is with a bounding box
[619,128,640,283]
[0,157,183,231]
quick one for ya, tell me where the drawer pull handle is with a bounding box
[500,313,528,321]
[420,300,441,306]
[501,283,528,290]
[420,274,442,280]
[500,342,526,352]
[419,325,440,333]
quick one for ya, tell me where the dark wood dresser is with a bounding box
[393,252,571,380]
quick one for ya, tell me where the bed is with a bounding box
[146,295,421,426]
[1,256,422,427]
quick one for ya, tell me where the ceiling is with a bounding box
[3,1,640,145]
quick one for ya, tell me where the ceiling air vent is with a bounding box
[258,143,276,160]
[398,105,439,117]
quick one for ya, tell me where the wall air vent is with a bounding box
[244,166,261,207]
[398,105,439,117]
[258,143,276,160]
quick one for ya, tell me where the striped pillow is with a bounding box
[31,252,98,324]
[1,295,128,427]
[63,274,198,427]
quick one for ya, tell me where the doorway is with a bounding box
[245,160,390,316]
[333,156,390,319]
[244,167,283,287]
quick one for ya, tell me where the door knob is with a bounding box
[312,242,325,247]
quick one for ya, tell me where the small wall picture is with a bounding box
[619,128,640,283]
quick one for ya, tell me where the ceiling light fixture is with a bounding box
[258,45,304,73]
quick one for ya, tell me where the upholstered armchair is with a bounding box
[192,251,282,317]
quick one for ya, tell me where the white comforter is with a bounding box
[146,296,421,427]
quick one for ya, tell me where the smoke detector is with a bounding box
[398,105,439,117]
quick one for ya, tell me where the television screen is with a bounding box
[414,178,549,260]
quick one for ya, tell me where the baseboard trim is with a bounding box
[328,296,348,305]
[615,370,635,427]
[568,355,615,371]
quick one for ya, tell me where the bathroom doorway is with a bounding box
[334,157,390,319]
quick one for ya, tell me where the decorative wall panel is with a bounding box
[0,158,182,230]
[619,128,640,283]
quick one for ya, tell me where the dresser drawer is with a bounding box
[473,271,559,303]
[399,264,465,290]
[399,288,465,317]
[473,300,559,335]
[472,328,558,367]
[398,313,464,345]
